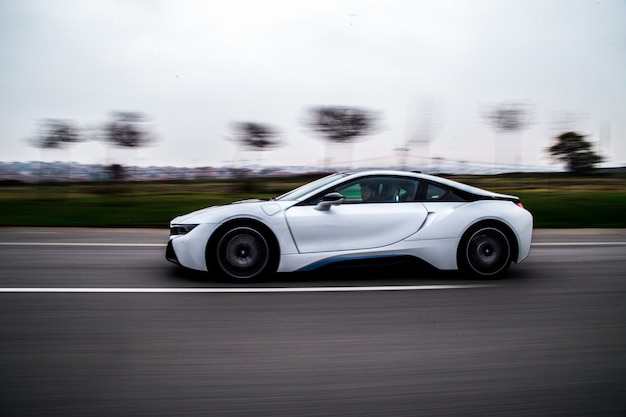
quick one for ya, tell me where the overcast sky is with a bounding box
[1,0,624,171]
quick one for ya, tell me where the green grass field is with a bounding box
[0,173,624,228]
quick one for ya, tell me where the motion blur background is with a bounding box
[1,4,625,416]
[1,0,624,176]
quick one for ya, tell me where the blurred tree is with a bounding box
[28,118,84,181]
[227,122,282,183]
[102,111,156,180]
[106,164,125,181]
[482,102,533,170]
[401,97,444,170]
[29,118,83,149]
[546,131,603,172]
[103,111,155,148]
[482,103,532,132]
[302,106,381,169]
[229,121,282,152]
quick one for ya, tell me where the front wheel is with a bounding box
[458,225,512,278]
[209,224,276,282]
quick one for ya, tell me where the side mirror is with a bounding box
[315,192,345,211]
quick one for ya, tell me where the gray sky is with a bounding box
[1,0,624,171]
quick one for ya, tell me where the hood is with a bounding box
[170,199,289,225]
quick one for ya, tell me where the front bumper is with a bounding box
[165,240,180,265]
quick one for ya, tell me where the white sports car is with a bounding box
[166,170,533,281]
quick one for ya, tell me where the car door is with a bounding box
[284,177,428,254]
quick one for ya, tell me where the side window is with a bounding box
[304,180,378,205]
[422,182,465,201]
[311,177,422,204]
[333,179,382,203]
[307,177,466,204]
[396,180,418,202]
[426,183,448,200]
[337,177,420,203]
[335,182,363,202]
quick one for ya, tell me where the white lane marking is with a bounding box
[0,242,166,247]
[0,285,496,294]
[532,242,626,246]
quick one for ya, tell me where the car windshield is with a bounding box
[274,172,348,202]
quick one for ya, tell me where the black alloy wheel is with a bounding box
[214,225,273,281]
[459,225,512,278]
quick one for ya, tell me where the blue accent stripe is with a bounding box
[299,254,406,272]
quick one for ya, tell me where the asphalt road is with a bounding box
[1,228,625,417]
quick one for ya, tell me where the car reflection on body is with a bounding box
[166,170,533,282]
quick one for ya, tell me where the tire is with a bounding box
[209,223,277,282]
[458,224,513,278]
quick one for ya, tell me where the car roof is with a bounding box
[337,169,512,199]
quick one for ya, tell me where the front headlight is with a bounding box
[170,224,199,236]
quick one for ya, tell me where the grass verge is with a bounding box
[0,173,624,228]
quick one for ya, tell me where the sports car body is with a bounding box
[166,170,533,281]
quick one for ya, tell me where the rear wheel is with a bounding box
[209,223,277,282]
[458,224,512,278]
